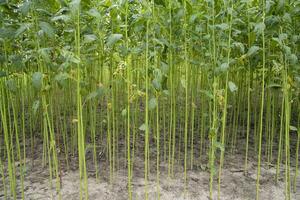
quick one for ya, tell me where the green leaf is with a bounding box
[279,33,288,41]
[121,109,127,117]
[290,126,298,132]
[0,27,16,39]
[189,14,199,23]
[107,34,123,47]
[163,90,169,96]
[254,22,265,35]
[282,13,292,23]
[266,0,274,13]
[86,91,98,100]
[39,22,55,38]
[19,1,31,15]
[232,42,245,54]
[149,97,157,110]
[87,8,101,19]
[215,23,229,30]
[199,90,213,99]
[160,62,169,74]
[54,73,69,88]
[214,142,224,152]
[36,8,52,16]
[70,0,81,11]
[61,49,81,64]
[86,87,105,101]
[152,78,161,90]
[15,23,31,38]
[51,15,70,22]
[200,164,207,171]
[0,71,7,78]
[180,79,186,89]
[83,34,97,44]
[217,63,229,73]
[283,45,291,56]
[295,76,300,84]
[289,54,298,65]
[139,123,147,131]
[266,83,281,89]
[32,100,40,115]
[32,72,43,91]
[277,0,285,11]
[246,46,260,57]
[10,55,25,71]
[153,68,162,80]
[38,48,51,63]
[6,79,17,93]
[228,81,238,92]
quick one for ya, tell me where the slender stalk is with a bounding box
[183,0,189,193]
[125,1,132,199]
[218,1,233,198]
[256,1,266,198]
[75,2,88,199]
[293,108,300,192]
[144,14,150,200]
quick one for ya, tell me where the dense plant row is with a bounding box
[0,0,300,199]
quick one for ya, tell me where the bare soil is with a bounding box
[1,135,300,200]
[1,151,299,200]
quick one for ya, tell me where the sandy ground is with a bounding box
[1,152,299,200]
[1,134,300,200]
